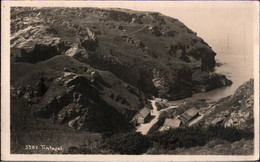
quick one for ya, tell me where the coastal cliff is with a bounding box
[11,7,232,101]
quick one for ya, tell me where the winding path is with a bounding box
[136,99,178,135]
[127,25,148,35]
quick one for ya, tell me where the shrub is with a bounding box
[155,102,163,111]
[149,126,207,149]
[68,146,82,154]
[67,140,103,154]
[149,125,254,150]
[67,126,254,154]
[206,125,253,142]
[104,132,151,154]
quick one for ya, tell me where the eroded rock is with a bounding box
[203,79,254,131]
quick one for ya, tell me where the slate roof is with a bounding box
[179,108,199,123]
[179,113,191,123]
[139,107,151,118]
[186,108,199,117]
[163,118,181,128]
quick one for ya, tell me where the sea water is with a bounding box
[191,40,254,101]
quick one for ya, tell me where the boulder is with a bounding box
[65,46,87,58]
[80,28,98,51]
[57,103,83,124]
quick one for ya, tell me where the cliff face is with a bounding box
[203,79,254,131]
[11,7,232,101]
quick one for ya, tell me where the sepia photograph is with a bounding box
[1,1,259,161]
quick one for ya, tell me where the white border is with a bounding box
[1,1,259,161]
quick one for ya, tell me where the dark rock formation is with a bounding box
[11,55,149,132]
[11,40,67,63]
[192,70,232,92]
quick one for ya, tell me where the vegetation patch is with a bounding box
[148,125,254,150]
[65,125,253,154]
[103,132,152,154]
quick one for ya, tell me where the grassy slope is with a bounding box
[11,96,102,154]
[11,55,149,153]
[12,55,146,112]
[11,7,220,99]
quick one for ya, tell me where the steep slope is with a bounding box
[202,79,254,131]
[11,55,149,132]
[11,7,232,100]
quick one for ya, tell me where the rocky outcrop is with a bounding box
[80,28,98,51]
[10,25,69,63]
[11,7,231,101]
[11,55,149,132]
[203,79,254,131]
[192,70,232,92]
[65,45,87,58]
[122,36,146,51]
[152,68,193,100]
[10,9,98,63]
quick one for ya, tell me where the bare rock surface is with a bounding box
[203,79,254,131]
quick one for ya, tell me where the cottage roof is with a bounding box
[180,113,191,122]
[164,118,181,128]
[179,116,188,123]
[139,107,150,118]
[185,108,199,117]
[179,108,199,123]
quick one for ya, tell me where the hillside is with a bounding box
[60,79,254,155]
[11,55,150,132]
[11,55,150,153]
[202,79,254,131]
[10,7,236,154]
[11,7,232,100]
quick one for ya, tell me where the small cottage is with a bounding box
[137,107,151,124]
[163,118,181,129]
[131,107,151,125]
[179,108,199,123]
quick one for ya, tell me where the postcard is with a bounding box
[1,1,259,161]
